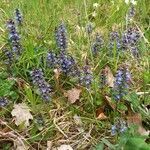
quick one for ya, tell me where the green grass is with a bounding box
[0,0,150,149]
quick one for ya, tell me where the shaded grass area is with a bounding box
[0,0,150,149]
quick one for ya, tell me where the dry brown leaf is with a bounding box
[104,96,126,113]
[65,88,81,104]
[105,96,116,110]
[0,131,29,150]
[47,141,53,150]
[127,113,149,136]
[8,77,29,89]
[97,112,107,120]
[57,144,73,150]
[11,103,33,127]
[96,107,107,120]
[105,66,114,87]
[138,126,149,136]
[127,113,142,125]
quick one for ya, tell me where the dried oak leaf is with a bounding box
[11,103,33,127]
[64,88,81,104]
[105,96,116,110]
[96,107,107,120]
[97,113,107,120]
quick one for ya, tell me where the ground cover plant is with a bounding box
[0,0,150,149]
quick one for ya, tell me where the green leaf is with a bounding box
[118,103,128,111]
[125,92,140,109]
[94,142,104,150]
[101,138,116,150]
[124,137,150,150]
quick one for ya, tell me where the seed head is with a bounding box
[92,33,104,55]
[86,22,93,34]
[99,69,107,89]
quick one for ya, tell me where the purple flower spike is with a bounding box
[15,9,23,25]
[0,97,9,107]
[86,22,93,34]
[7,19,22,55]
[2,49,14,65]
[111,125,117,136]
[92,33,104,55]
[79,65,93,89]
[113,66,131,101]
[55,23,67,53]
[111,119,128,135]
[46,51,58,68]
[109,31,122,54]
[58,53,75,75]
[30,69,52,102]
[127,5,136,21]
[122,27,140,58]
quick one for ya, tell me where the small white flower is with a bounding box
[92,11,97,17]
[111,0,115,5]
[93,3,99,8]
[125,0,129,4]
[131,0,137,5]
[117,6,120,11]
[125,0,137,5]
